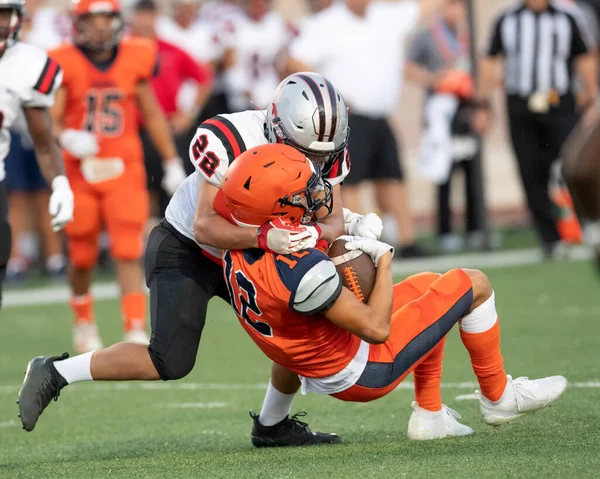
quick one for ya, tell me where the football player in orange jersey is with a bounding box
[216,144,568,441]
[49,0,187,352]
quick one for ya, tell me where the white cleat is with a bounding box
[124,328,150,345]
[73,323,103,353]
[477,374,568,426]
[407,401,474,440]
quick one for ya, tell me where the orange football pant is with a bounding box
[65,159,149,268]
[332,269,473,403]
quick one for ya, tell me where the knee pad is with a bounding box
[148,344,196,381]
[110,227,144,261]
[68,236,99,269]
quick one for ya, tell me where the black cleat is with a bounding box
[18,353,69,432]
[250,410,341,448]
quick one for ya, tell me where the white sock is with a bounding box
[459,292,497,333]
[258,380,296,427]
[53,352,94,384]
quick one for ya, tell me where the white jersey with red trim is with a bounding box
[0,41,62,181]
[224,12,294,111]
[165,109,350,258]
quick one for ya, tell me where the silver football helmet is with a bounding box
[0,0,24,50]
[266,72,349,177]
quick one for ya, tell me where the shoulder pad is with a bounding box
[274,249,341,315]
[12,43,63,107]
[293,260,341,315]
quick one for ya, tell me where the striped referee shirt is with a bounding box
[485,1,593,97]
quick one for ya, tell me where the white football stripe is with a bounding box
[329,250,363,266]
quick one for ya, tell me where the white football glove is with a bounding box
[59,129,99,158]
[162,157,187,196]
[344,236,394,266]
[48,175,74,232]
[257,218,322,254]
[343,208,383,240]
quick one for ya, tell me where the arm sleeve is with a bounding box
[179,47,214,85]
[138,41,160,82]
[188,126,231,187]
[569,6,594,57]
[23,53,64,108]
[484,13,505,57]
[407,30,429,66]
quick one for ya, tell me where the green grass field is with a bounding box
[2,259,600,478]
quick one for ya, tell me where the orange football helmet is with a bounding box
[71,0,123,52]
[221,144,333,227]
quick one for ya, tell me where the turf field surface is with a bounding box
[1,259,599,478]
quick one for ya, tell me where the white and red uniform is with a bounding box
[0,41,62,181]
[224,12,294,111]
[165,109,350,259]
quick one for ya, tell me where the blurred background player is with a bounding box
[155,0,232,177]
[49,0,186,352]
[5,0,69,281]
[286,0,446,258]
[129,0,213,224]
[223,0,295,112]
[406,0,482,253]
[473,0,598,258]
[0,0,74,309]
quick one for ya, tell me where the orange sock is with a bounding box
[121,292,147,332]
[413,338,446,411]
[70,294,94,325]
[460,321,507,402]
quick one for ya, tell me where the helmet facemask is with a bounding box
[277,167,334,225]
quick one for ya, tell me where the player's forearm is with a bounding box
[35,146,64,184]
[145,112,179,161]
[24,107,65,183]
[364,255,394,343]
[194,212,259,249]
[576,53,599,106]
[475,57,500,103]
[318,212,345,244]
[193,83,212,114]
[405,62,437,88]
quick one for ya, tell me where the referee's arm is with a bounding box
[473,14,505,133]
[572,13,599,112]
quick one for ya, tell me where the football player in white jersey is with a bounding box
[0,0,73,308]
[224,0,295,111]
[19,73,381,447]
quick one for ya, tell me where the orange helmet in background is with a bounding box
[71,0,123,52]
[221,144,333,227]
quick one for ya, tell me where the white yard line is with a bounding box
[165,402,228,409]
[1,380,598,395]
[3,247,592,309]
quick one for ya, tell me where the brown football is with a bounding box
[328,237,376,303]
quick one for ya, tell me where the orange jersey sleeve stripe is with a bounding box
[34,57,61,94]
